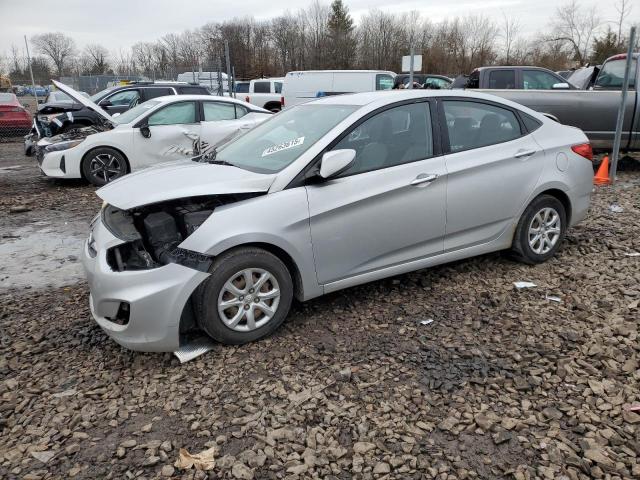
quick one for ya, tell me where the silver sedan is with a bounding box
[83,90,594,351]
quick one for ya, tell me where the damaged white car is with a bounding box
[83,90,593,352]
[36,80,271,186]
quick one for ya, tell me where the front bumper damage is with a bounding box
[82,215,209,351]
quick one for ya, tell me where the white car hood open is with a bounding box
[97,160,277,210]
[52,79,113,122]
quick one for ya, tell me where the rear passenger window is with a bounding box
[443,101,522,152]
[334,102,433,176]
[253,82,271,93]
[203,102,236,121]
[488,70,516,89]
[274,82,283,94]
[522,113,542,132]
[235,104,248,119]
[178,86,207,95]
[145,88,173,100]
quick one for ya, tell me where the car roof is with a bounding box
[306,89,546,116]
[147,94,270,112]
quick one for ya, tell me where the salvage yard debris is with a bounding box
[174,446,217,470]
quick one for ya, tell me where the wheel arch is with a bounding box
[80,145,131,180]
[263,101,281,112]
[226,242,305,301]
[535,188,572,226]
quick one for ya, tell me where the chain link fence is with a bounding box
[0,94,37,144]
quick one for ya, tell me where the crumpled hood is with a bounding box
[97,160,277,210]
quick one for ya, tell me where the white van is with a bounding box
[282,70,396,108]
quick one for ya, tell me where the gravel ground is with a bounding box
[1,140,639,480]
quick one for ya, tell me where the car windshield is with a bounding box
[113,100,161,124]
[0,92,14,102]
[90,87,116,102]
[215,104,358,173]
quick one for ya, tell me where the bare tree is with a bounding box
[551,0,601,65]
[83,44,110,74]
[500,14,521,64]
[31,32,76,76]
[615,0,632,43]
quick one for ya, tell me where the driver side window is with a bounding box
[148,102,196,126]
[106,90,140,106]
[333,102,433,176]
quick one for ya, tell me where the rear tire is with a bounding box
[510,195,567,264]
[81,147,128,186]
[194,247,293,345]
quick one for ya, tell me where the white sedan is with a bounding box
[37,81,272,186]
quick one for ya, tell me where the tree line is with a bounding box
[1,0,637,87]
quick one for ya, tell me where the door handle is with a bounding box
[514,149,537,159]
[410,173,438,186]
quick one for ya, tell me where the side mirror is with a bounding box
[319,149,356,179]
[99,99,112,107]
[140,125,151,138]
[552,82,570,90]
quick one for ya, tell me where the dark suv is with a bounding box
[25,82,211,154]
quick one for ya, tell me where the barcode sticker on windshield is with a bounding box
[262,137,305,157]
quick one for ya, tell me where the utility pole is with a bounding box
[408,45,415,90]
[609,26,636,184]
[24,35,38,104]
[224,40,232,97]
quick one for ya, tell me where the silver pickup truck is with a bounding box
[480,54,639,152]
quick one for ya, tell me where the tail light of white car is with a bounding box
[571,143,593,161]
[280,96,285,108]
[245,96,250,103]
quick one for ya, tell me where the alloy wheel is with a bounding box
[217,268,280,332]
[528,207,561,255]
[89,153,122,183]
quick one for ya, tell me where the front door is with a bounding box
[100,89,140,115]
[306,101,447,285]
[134,101,201,168]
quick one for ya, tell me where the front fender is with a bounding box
[179,188,323,300]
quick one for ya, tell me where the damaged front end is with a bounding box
[35,125,109,163]
[102,194,260,273]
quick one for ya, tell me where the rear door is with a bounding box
[198,100,255,151]
[133,100,201,168]
[440,99,544,251]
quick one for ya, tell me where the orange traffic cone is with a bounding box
[594,155,610,185]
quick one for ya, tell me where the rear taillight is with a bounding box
[280,96,284,108]
[571,143,593,161]
[245,96,250,103]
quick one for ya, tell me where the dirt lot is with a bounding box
[0,139,639,480]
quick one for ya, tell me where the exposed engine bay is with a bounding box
[101,194,262,272]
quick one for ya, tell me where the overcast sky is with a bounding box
[0,0,636,54]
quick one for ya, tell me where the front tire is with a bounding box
[194,247,293,345]
[81,147,128,186]
[511,195,566,264]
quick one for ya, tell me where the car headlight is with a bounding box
[44,139,84,153]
